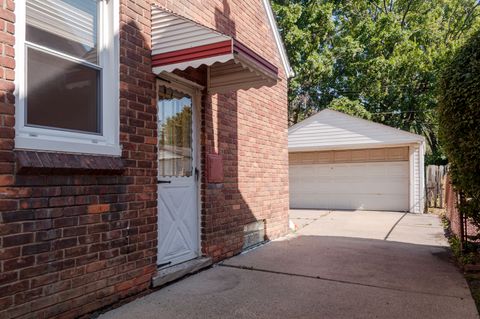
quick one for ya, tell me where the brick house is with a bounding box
[0,0,292,318]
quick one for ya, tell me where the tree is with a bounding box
[438,30,480,226]
[272,0,480,161]
[328,97,371,119]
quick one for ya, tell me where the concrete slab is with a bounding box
[99,210,478,319]
[293,210,403,240]
[223,236,470,298]
[99,266,477,319]
[386,213,448,246]
[290,210,449,246]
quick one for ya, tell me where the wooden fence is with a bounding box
[426,165,448,208]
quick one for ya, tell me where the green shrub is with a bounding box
[438,30,480,226]
[448,234,477,265]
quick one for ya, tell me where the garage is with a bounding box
[288,110,426,213]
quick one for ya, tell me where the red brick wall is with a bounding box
[445,175,478,239]
[0,0,289,317]
[0,1,157,317]
[156,0,290,259]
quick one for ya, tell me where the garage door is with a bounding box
[289,161,409,211]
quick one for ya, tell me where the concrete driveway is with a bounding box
[99,210,478,319]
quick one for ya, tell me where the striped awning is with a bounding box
[151,6,279,94]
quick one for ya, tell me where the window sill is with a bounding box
[15,135,121,156]
[15,150,124,175]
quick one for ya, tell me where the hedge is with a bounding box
[438,30,480,225]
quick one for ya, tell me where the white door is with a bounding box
[290,161,409,211]
[157,82,199,268]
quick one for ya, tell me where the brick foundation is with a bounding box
[0,0,289,317]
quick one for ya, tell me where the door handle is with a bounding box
[157,180,171,184]
[195,168,199,181]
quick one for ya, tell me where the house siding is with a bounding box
[0,0,289,318]
[289,109,424,151]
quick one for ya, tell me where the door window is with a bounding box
[158,86,193,177]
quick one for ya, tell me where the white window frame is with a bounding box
[14,0,121,156]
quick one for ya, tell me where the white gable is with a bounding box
[289,109,425,151]
[262,0,294,78]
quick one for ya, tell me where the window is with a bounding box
[158,87,193,177]
[15,0,120,155]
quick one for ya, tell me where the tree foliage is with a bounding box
[272,0,480,161]
[438,30,480,225]
[160,106,192,148]
[328,97,372,119]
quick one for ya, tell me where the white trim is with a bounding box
[14,0,121,156]
[26,42,102,70]
[407,143,425,214]
[193,88,202,256]
[289,142,422,153]
[15,136,120,156]
[156,78,202,264]
[419,142,426,213]
[409,145,415,213]
[262,0,294,78]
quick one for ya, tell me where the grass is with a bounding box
[442,214,480,314]
[465,274,480,313]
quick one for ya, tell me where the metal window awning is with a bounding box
[151,6,279,94]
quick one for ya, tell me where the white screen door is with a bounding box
[157,82,199,268]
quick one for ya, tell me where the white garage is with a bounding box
[288,110,426,213]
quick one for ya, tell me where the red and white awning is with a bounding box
[151,6,279,93]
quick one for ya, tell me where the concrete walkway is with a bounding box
[290,209,449,246]
[99,210,478,319]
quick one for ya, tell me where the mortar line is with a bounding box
[219,263,465,300]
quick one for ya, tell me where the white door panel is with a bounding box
[290,161,409,211]
[158,181,198,266]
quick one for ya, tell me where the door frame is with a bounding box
[156,73,204,265]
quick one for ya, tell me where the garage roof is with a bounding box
[288,109,425,152]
